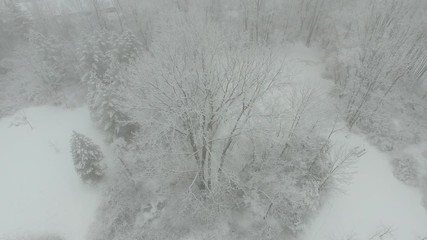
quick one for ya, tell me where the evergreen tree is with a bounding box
[29,31,79,100]
[79,29,140,83]
[80,30,141,141]
[114,30,141,65]
[88,74,139,142]
[70,131,105,183]
[79,30,115,83]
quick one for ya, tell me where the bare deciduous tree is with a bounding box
[125,19,282,190]
[318,145,365,192]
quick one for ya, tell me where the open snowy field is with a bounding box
[0,107,108,240]
[284,44,427,240]
[302,131,427,240]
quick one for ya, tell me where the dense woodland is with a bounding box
[1,0,427,239]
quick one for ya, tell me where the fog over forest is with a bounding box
[1,0,427,240]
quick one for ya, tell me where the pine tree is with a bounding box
[80,30,141,141]
[27,31,79,102]
[89,76,138,142]
[114,30,141,64]
[70,131,105,183]
[79,30,116,83]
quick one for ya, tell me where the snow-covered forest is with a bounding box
[1,0,427,239]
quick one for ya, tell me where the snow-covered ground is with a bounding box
[0,106,108,240]
[302,131,427,240]
[286,44,427,240]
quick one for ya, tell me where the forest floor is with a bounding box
[0,44,426,240]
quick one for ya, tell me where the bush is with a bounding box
[391,154,419,187]
[88,174,142,240]
[239,135,332,236]
[70,131,106,183]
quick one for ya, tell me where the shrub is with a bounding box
[391,154,419,187]
[240,135,332,236]
[70,131,106,183]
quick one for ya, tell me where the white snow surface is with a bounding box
[0,106,108,240]
[287,44,427,240]
[302,131,427,240]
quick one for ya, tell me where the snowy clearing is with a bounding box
[0,106,108,240]
[302,131,427,240]
[289,43,427,240]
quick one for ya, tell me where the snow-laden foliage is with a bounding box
[114,31,140,65]
[122,16,283,190]
[88,171,142,240]
[89,125,348,239]
[239,135,330,235]
[79,30,141,83]
[28,31,80,104]
[392,154,419,186]
[79,30,141,141]
[326,0,427,138]
[88,75,139,142]
[79,30,116,84]
[70,131,105,183]
[321,2,427,199]
[3,0,427,238]
[86,15,347,238]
